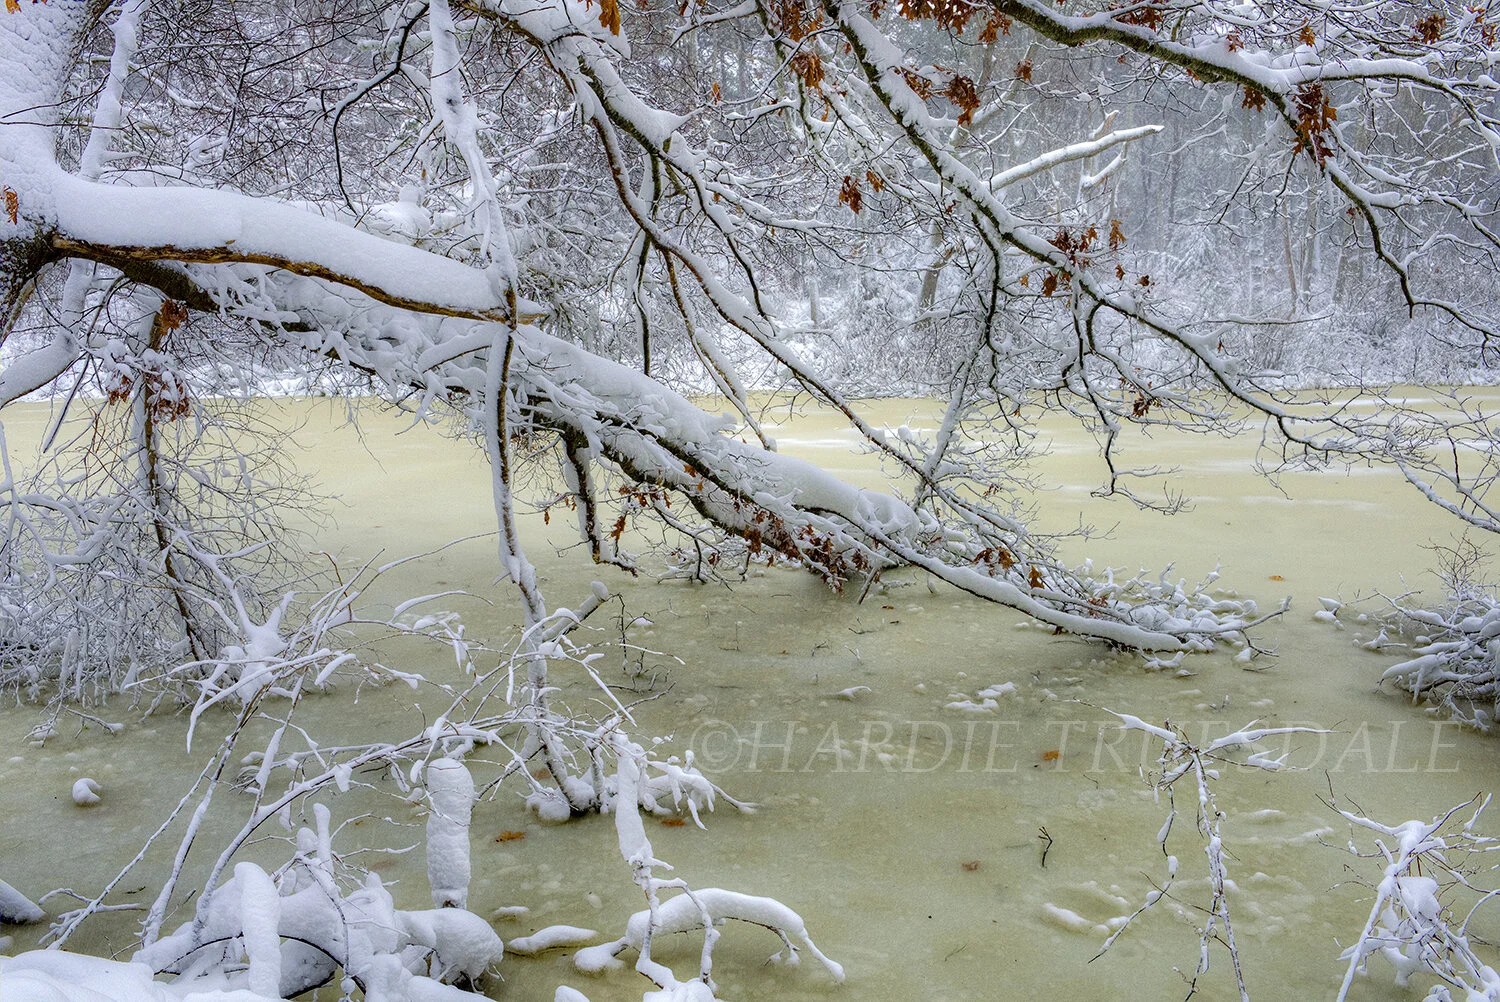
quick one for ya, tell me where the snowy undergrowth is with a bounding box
[1310,539,1500,731]
[1376,543,1500,731]
[0,568,838,1002]
[1330,796,1500,1002]
[1096,713,1500,1001]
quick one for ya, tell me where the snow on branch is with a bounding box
[47,174,545,325]
[579,734,842,999]
[1094,712,1329,1000]
[1329,795,1500,1001]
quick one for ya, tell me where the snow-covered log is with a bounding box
[504,925,599,956]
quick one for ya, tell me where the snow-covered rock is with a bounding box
[504,925,597,955]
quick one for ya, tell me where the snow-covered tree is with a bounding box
[3,0,1499,690]
[7,3,1500,999]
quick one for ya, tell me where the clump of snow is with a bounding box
[943,697,998,714]
[527,786,575,822]
[0,879,45,924]
[1039,902,1103,935]
[943,680,1016,713]
[1313,609,1343,628]
[504,925,598,955]
[425,758,475,909]
[397,908,504,984]
[71,778,101,806]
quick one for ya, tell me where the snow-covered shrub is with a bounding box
[1376,539,1500,730]
[0,392,324,705]
[1095,713,1325,1001]
[13,801,506,1002]
[1331,796,1500,1001]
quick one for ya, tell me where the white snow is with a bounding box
[71,777,102,806]
[504,925,599,955]
[425,758,475,909]
[0,879,45,923]
[0,950,281,1002]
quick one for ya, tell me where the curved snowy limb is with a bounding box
[573,888,845,983]
[10,143,1259,664]
[591,735,841,996]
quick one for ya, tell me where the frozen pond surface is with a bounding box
[2,394,1498,1001]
